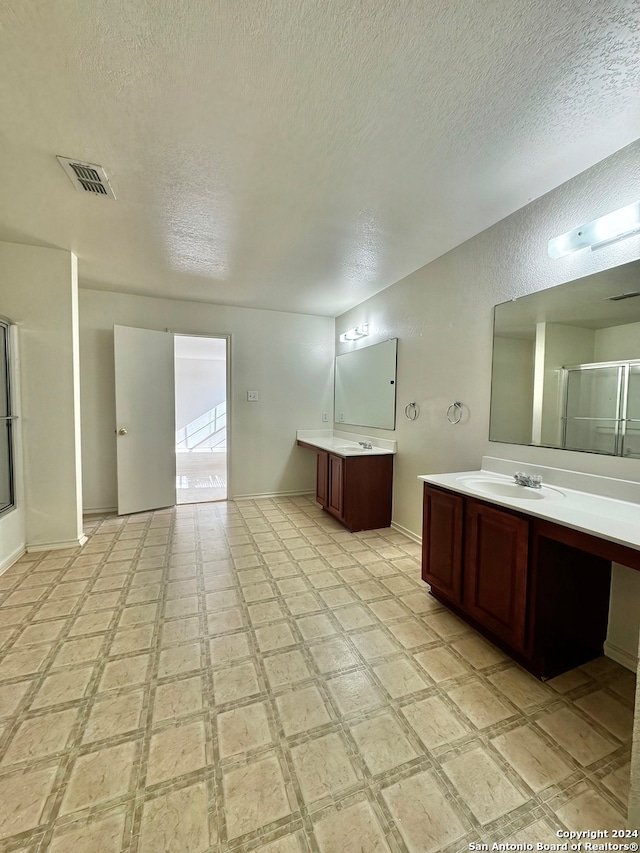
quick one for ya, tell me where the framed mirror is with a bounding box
[490,258,640,457]
[0,318,15,516]
[335,338,398,430]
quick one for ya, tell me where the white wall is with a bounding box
[594,321,640,362]
[607,563,640,672]
[175,356,226,433]
[79,290,334,510]
[0,241,84,557]
[539,323,595,447]
[335,140,640,825]
[490,336,534,444]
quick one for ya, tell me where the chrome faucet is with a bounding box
[358,441,373,449]
[514,471,542,489]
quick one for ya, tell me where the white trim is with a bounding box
[232,490,315,502]
[83,506,117,515]
[27,534,88,553]
[391,520,421,544]
[604,640,638,673]
[0,544,26,575]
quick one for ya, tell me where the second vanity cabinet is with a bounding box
[422,483,618,679]
[298,440,393,532]
[323,451,393,532]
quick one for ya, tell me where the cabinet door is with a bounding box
[422,485,463,603]
[316,450,329,507]
[463,500,529,650]
[327,454,344,520]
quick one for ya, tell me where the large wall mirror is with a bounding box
[335,338,398,430]
[0,318,15,515]
[490,258,640,457]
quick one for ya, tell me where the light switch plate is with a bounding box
[247,391,259,402]
[322,412,329,422]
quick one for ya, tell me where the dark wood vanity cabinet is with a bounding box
[316,450,329,507]
[327,453,345,520]
[463,500,529,652]
[422,483,616,679]
[298,440,393,532]
[421,486,463,604]
[325,452,393,531]
[422,487,528,651]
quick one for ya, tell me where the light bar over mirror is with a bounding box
[548,201,640,258]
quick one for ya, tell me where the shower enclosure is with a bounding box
[562,360,640,457]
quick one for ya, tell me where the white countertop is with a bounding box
[296,429,396,457]
[419,461,640,553]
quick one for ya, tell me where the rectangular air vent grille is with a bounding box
[56,156,116,199]
[606,291,640,302]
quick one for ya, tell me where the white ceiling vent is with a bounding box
[606,291,640,302]
[56,156,116,199]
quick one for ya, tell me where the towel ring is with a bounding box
[446,401,463,424]
[404,402,419,421]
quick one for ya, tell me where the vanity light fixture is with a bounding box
[548,201,640,259]
[339,323,369,343]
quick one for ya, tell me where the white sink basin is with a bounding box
[334,445,368,453]
[457,477,565,501]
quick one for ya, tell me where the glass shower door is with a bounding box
[623,363,640,458]
[562,365,622,455]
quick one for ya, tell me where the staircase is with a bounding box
[176,401,226,451]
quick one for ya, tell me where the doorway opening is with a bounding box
[174,335,228,504]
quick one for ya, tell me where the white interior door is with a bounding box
[114,325,176,515]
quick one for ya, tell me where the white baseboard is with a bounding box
[0,545,26,575]
[604,640,638,673]
[391,521,422,544]
[83,506,117,515]
[27,534,88,553]
[232,490,315,502]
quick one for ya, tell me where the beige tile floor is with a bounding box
[0,496,635,851]
[177,451,227,504]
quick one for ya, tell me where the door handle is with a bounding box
[118,428,128,436]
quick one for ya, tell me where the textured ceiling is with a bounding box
[497,258,640,337]
[0,1,639,317]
